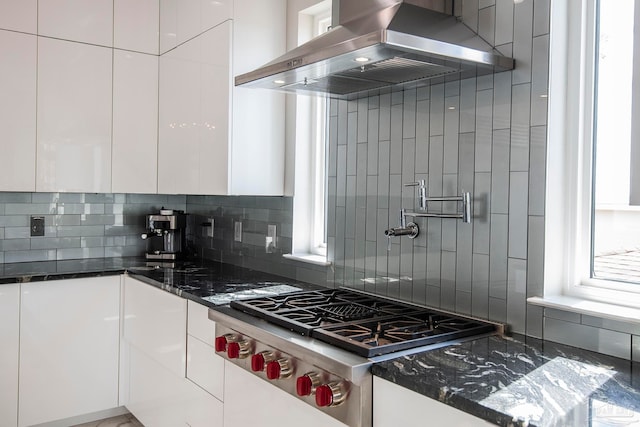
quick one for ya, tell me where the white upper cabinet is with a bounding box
[38,0,113,46]
[158,21,232,195]
[0,30,36,192]
[112,50,159,194]
[0,0,36,33]
[158,0,286,195]
[114,0,160,55]
[159,0,232,54]
[231,0,286,195]
[36,37,113,193]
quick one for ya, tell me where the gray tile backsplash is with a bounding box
[0,192,185,262]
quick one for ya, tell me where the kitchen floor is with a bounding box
[72,414,143,427]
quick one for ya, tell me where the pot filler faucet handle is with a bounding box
[404,179,427,210]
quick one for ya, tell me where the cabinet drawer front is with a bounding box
[187,300,216,345]
[187,335,224,401]
[123,276,187,377]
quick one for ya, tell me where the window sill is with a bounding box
[528,295,640,325]
[283,253,331,267]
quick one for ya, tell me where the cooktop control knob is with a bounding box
[266,358,293,380]
[214,333,236,352]
[227,339,251,359]
[315,382,347,407]
[251,350,275,372]
[296,371,321,396]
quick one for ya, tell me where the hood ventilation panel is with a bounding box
[236,0,514,98]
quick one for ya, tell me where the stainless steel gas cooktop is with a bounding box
[230,288,502,357]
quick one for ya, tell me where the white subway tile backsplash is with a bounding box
[390,107,403,175]
[633,336,640,362]
[347,112,358,175]
[357,98,368,143]
[415,100,430,174]
[462,0,480,32]
[367,110,380,175]
[581,315,640,335]
[441,251,457,311]
[526,305,543,338]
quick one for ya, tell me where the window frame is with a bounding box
[543,0,640,308]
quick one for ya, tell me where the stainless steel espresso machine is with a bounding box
[141,208,187,261]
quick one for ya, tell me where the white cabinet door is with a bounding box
[38,0,113,47]
[0,284,20,427]
[18,276,120,427]
[114,0,160,55]
[0,30,36,192]
[36,37,113,193]
[123,276,187,377]
[127,345,190,427]
[112,50,159,194]
[187,335,224,401]
[373,377,495,427]
[158,20,231,195]
[230,0,286,195]
[185,378,223,427]
[224,362,347,427]
[159,0,233,54]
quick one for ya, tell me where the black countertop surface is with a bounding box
[3,257,639,426]
[0,257,317,309]
[372,333,640,427]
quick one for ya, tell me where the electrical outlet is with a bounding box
[30,216,45,237]
[207,218,215,237]
[234,221,242,242]
[266,224,277,253]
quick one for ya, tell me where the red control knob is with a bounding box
[315,382,347,407]
[251,351,275,372]
[296,372,321,396]
[296,375,313,396]
[315,385,333,407]
[251,353,266,372]
[266,358,293,380]
[226,339,250,359]
[214,336,228,352]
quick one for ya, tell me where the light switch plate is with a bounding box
[234,221,242,242]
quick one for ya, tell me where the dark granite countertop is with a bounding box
[0,257,318,309]
[372,334,640,427]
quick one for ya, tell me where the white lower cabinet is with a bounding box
[224,361,346,427]
[124,277,223,427]
[18,276,121,427]
[0,284,20,427]
[373,377,495,427]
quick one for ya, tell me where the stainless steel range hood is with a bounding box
[235,0,514,98]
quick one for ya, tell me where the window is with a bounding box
[542,0,640,310]
[285,1,331,266]
[591,0,640,284]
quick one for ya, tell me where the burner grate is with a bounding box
[319,303,378,322]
